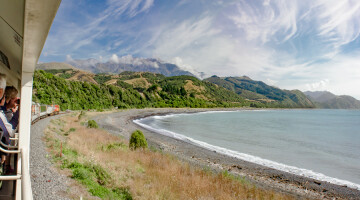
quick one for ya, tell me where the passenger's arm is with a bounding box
[0,112,15,143]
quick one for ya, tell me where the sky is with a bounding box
[39,0,360,99]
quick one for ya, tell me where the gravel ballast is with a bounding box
[30,115,70,200]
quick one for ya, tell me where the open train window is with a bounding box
[0,50,10,69]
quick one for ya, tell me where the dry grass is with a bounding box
[104,79,119,85]
[124,78,151,89]
[184,80,209,100]
[184,80,206,93]
[46,113,295,200]
[68,71,98,84]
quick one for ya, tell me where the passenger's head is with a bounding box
[5,86,18,101]
[4,86,19,109]
[0,73,6,99]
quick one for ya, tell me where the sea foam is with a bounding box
[134,114,360,191]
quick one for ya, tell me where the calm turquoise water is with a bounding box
[135,109,360,189]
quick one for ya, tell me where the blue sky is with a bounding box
[39,0,360,99]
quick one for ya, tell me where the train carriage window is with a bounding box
[0,50,10,69]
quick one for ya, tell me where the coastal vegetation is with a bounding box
[87,120,99,129]
[33,70,315,110]
[44,112,294,199]
[129,130,148,150]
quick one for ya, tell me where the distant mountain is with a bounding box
[304,91,360,109]
[303,91,337,103]
[64,56,195,77]
[37,62,75,70]
[205,76,315,108]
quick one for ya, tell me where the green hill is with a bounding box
[33,70,249,110]
[204,76,314,108]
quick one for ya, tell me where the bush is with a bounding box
[129,130,147,150]
[88,120,99,128]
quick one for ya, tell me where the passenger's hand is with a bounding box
[0,96,5,107]
[6,97,18,110]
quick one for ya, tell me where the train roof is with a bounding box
[0,0,61,87]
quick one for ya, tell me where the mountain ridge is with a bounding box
[304,91,360,109]
[204,76,315,108]
[63,56,195,77]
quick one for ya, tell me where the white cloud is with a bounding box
[109,54,119,63]
[108,54,160,68]
[229,0,298,44]
[106,0,154,18]
[306,79,330,91]
[315,0,360,47]
[42,0,155,57]
[66,54,74,62]
[171,57,200,77]
[264,78,278,86]
[277,52,360,99]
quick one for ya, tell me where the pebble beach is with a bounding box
[29,108,360,199]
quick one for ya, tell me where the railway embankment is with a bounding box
[30,115,71,200]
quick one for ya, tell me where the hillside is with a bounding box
[36,68,319,109]
[205,76,315,108]
[304,91,360,109]
[33,70,251,110]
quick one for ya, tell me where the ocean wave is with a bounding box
[133,118,360,190]
[147,110,247,120]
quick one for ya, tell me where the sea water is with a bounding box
[134,109,360,190]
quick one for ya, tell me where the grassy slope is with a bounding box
[45,112,294,199]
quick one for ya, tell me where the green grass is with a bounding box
[64,161,132,199]
[64,127,76,136]
[100,142,127,152]
[222,170,251,186]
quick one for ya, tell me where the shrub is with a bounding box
[88,120,99,128]
[129,130,147,150]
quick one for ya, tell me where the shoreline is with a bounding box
[94,108,360,199]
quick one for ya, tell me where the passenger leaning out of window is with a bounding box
[1,86,19,121]
[0,73,20,170]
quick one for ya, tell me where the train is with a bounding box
[31,102,60,123]
[0,1,61,199]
